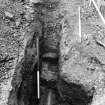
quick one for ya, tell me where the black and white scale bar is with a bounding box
[36,37,40,99]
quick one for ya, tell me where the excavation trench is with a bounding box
[7,33,94,105]
[7,1,95,105]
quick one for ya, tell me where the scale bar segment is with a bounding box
[78,6,81,42]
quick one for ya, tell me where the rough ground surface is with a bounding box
[0,0,35,104]
[60,0,105,105]
[0,0,105,105]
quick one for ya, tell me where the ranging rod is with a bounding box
[91,0,105,25]
[36,36,40,99]
[78,6,81,42]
